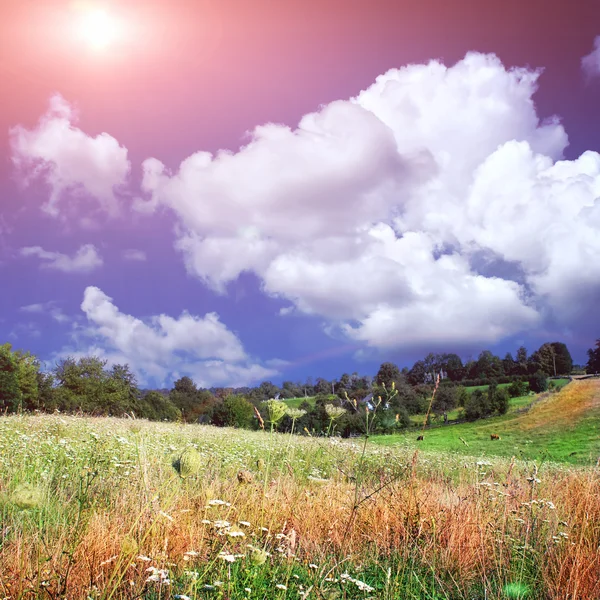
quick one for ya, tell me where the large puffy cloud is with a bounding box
[134,51,599,350]
[582,36,600,79]
[10,94,130,217]
[67,286,277,387]
[20,244,103,273]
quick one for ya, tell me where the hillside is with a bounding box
[373,379,600,465]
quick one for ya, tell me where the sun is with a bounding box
[78,8,118,51]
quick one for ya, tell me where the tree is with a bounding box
[431,386,458,414]
[516,346,528,375]
[586,339,600,374]
[531,342,573,377]
[529,372,549,393]
[491,387,510,415]
[442,353,465,381]
[407,360,426,386]
[464,389,488,421]
[170,376,201,422]
[375,362,401,388]
[502,352,516,377]
[508,380,528,398]
[548,342,573,375]
[212,395,254,428]
[315,377,331,395]
[0,344,22,412]
[473,350,503,380]
[139,390,181,421]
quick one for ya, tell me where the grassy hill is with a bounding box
[373,379,600,465]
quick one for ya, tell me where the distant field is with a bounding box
[281,396,317,409]
[373,379,600,465]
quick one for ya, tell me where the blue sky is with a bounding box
[1,0,599,388]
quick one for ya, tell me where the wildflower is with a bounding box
[208,499,230,506]
[263,399,287,425]
[309,563,318,569]
[213,520,230,528]
[136,555,152,562]
[239,521,251,527]
[250,548,268,566]
[275,584,287,590]
[218,553,236,563]
[227,530,245,538]
[245,588,251,594]
[325,404,345,420]
[340,574,374,593]
[285,408,306,420]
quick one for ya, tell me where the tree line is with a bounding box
[0,339,594,436]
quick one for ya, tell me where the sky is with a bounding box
[1,0,599,389]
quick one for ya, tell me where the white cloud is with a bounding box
[582,36,600,79]
[133,51,599,350]
[20,244,103,273]
[122,249,147,261]
[9,94,130,217]
[23,52,599,352]
[20,301,70,323]
[66,286,277,387]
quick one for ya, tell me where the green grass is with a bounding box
[373,380,600,465]
[281,396,316,409]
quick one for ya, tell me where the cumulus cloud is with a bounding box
[66,286,277,387]
[122,249,147,261]
[9,94,130,217]
[20,244,103,273]
[582,36,600,79]
[131,51,600,350]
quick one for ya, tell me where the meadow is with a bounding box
[0,380,599,599]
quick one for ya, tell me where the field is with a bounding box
[376,380,600,465]
[0,380,599,599]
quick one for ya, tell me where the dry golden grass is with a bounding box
[520,379,600,431]
[0,413,598,598]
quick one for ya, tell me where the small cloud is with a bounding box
[20,301,70,324]
[582,36,600,79]
[20,244,103,273]
[279,306,295,316]
[54,285,281,387]
[9,322,42,340]
[123,249,147,261]
[9,94,130,217]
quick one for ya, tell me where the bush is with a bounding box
[492,388,510,415]
[508,380,528,398]
[528,372,549,393]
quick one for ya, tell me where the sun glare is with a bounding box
[78,8,118,51]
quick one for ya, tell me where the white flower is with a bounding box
[227,530,245,538]
[218,553,236,563]
[275,583,287,590]
[213,520,231,528]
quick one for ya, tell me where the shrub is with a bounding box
[492,388,510,415]
[529,372,549,393]
[508,380,528,398]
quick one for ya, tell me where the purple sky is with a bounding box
[1,0,599,388]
